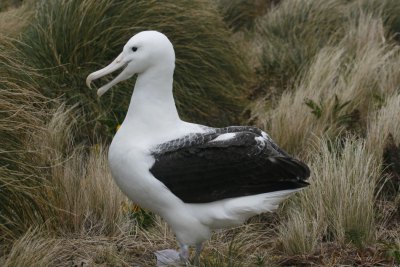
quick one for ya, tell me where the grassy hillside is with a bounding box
[1,0,399,266]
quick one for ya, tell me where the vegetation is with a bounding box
[217,0,278,32]
[17,0,252,140]
[1,0,399,266]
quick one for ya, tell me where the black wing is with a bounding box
[150,126,310,203]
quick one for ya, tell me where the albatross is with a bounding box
[86,30,310,265]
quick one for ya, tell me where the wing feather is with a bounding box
[150,127,310,203]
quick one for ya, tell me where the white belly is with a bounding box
[107,120,213,244]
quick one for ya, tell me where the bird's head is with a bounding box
[86,31,175,97]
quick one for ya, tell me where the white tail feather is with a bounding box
[190,189,302,229]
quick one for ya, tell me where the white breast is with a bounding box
[107,120,205,210]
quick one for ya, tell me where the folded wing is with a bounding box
[150,127,310,203]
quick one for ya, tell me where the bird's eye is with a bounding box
[132,47,138,52]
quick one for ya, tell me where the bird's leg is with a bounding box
[193,243,203,266]
[179,243,190,264]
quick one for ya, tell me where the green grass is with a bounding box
[217,0,275,32]
[256,0,347,92]
[0,0,21,12]
[0,39,54,242]
[1,0,400,266]
[255,0,400,96]
[17,0,253,141]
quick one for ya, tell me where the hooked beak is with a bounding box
[86,53,133,97]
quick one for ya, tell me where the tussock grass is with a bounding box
[2,218,181,267]
[3,228,75,267]
[256,0,400,94]
[0,85,125,242]
[200,223,275,266]
[22,104,130,236]
[256,0,346,90]
[277,211,321,256]
[252,13,400,154]
[17,0,252,138]
[0,40,53,242]
[0,2,32,38]
[351,0,400,41]
[277,136,380,256]
[367,93,400,162]
[260,13,400,255]
[366,93,400,199]
[2,0,400,265]
[217,0,276,32]
[0,0,22,12]
[47,143,129,235]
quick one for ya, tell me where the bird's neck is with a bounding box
[124,64,180,132]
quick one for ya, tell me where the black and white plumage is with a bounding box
[86,31,310,265]
[151,126,309,203]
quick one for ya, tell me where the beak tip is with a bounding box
[97,88,105,97]
[86,52,126,96]
[86,75,93,89]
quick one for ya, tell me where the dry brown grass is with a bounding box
[276,136,380,256]
[0,3,32,38]
[367,93,400,162]
[254,13,400,258]
[0,38,53,242]
[2,223,173,267]
[252,13,400,155]
[1,0,400,266]
[20,104,132,236]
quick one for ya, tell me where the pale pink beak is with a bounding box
[86,53,132,97]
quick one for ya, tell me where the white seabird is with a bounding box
[86,31,310,264]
